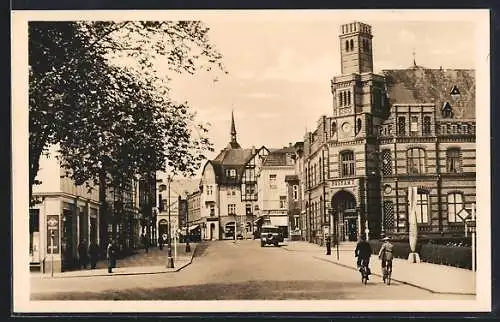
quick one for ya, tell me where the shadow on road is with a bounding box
[31,279,388,300]
[193,242,210,258]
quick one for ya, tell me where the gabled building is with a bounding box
[199,112,269,240]
[303,21,476,245]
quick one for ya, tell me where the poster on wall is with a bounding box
[46,215,59,254]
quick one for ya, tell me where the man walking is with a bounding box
[77,239,89,269]
[107,239,117,273]
[88,241,99,269]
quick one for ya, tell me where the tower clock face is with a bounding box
[342,122,352,133]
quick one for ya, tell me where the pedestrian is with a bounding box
[88,241,99,269]
[107,239,117,273]
[325,235,332,255]
[355,234,373,277]
[141,233,149,253]
[77,239,89,269]
[158,234,164,251]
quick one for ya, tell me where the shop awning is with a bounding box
[270,216,288,227]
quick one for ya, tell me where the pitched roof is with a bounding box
[262,147,295,167]
[382,68,475,120]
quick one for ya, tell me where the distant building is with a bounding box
[199,112,270,240]
[303,21,476,245]
[255,145,298,239]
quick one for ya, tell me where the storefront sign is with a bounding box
[46,215,59,254]
[330,179,355,188]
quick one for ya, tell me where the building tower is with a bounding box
[229,110,241,149]
[339,21,374,75]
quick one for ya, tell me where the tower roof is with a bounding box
[228,110,241,149]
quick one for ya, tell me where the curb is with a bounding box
[35,245,198,279]
[312,255,475,296]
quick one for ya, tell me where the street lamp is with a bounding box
[166,175,174,268]
[185,191,191,253]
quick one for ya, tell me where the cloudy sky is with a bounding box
[164,10,485,167]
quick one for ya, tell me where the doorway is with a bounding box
[210,223,215,240]
[331,190,357,242]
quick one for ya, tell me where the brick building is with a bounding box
[303,21,476,245]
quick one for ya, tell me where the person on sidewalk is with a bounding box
[88,241,99,269]
[141,233,149,253]
[107,239,117,274]
[325,235,331,255]
[378,236,394,282]
[77,239,89,269]
[158,234,164,251]
[355,234,372,277]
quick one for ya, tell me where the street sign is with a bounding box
[457,208,471,222]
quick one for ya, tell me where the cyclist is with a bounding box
[378,236,394,282]
[355,234,372,279]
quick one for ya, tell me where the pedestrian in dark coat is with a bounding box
[325,235,332,255]
[88,241,99,269]
[158,235,164,251]
[107,239,117,273]
[77,239,89,269]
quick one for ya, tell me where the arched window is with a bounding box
[447,192,464,223]
[331,121,337,136]
[356,118,362,133]
[349,39,354,51]
[446,148,461,173]
[407,148,426,174]
[345,40,349,51]
[340,150,355,177]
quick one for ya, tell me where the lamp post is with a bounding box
[185,191,191,253]
[166,175,174,268]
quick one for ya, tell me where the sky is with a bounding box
[164,11,481,168]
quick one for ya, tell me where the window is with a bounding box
[228,204,236,215]
[280,196,287,209]
[382,149,392,175]
[232,190,236,196]
[293,185,299,201]
[209,204,215,216]
[423,116,431,135]
[206,185,213,196]
[340,150,355,177]
[447,192,464,223]
[442,102,453,118]
[245,184,255,196]
[349,39,354,51]
[383,201,394,230]
[345,40,349,51]
[331,122,337,136]
[269,174,277,189]
[398,117,406,135]
[447,148,461,173]
[246,204,252,215]
[356,118,362,133]
[416,190,429,223]
[410,116,418,135]
[347,90,351,106]
[293,216,299,230]
[407,148,426,174]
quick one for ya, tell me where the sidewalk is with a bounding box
[34,243,198,279]
[282,241,476,295]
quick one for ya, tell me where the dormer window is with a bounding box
[226,168,237,178]
[450,85,461,100]
[442,102,453,118]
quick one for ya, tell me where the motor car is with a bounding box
[260,224,282,247]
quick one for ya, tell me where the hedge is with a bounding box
[368,240,472,270]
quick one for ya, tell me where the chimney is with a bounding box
[289,142,292,147]
[251,146,256,154]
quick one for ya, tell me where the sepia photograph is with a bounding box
[11,9,491,313]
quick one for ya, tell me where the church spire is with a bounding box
[228,110,241,149]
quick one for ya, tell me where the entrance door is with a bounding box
[331,190,357,242]
[61,209,74,269]
[210,223,215,240]
[347,218,358,241]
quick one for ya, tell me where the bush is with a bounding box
[369,239,472,270]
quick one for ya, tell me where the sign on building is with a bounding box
[46,215,59,254]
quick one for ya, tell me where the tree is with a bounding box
[29,21,225,205]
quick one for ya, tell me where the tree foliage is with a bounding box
[29,21,224,202]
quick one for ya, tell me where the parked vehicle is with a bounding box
[260,225,283,247]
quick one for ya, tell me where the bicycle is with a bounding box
[382,259,392,285]
[359,258,370,285]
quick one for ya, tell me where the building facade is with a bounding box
[255,145,298,239]
[303,21,476,245]
[30,144,101,273]
[199,112,269,240]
